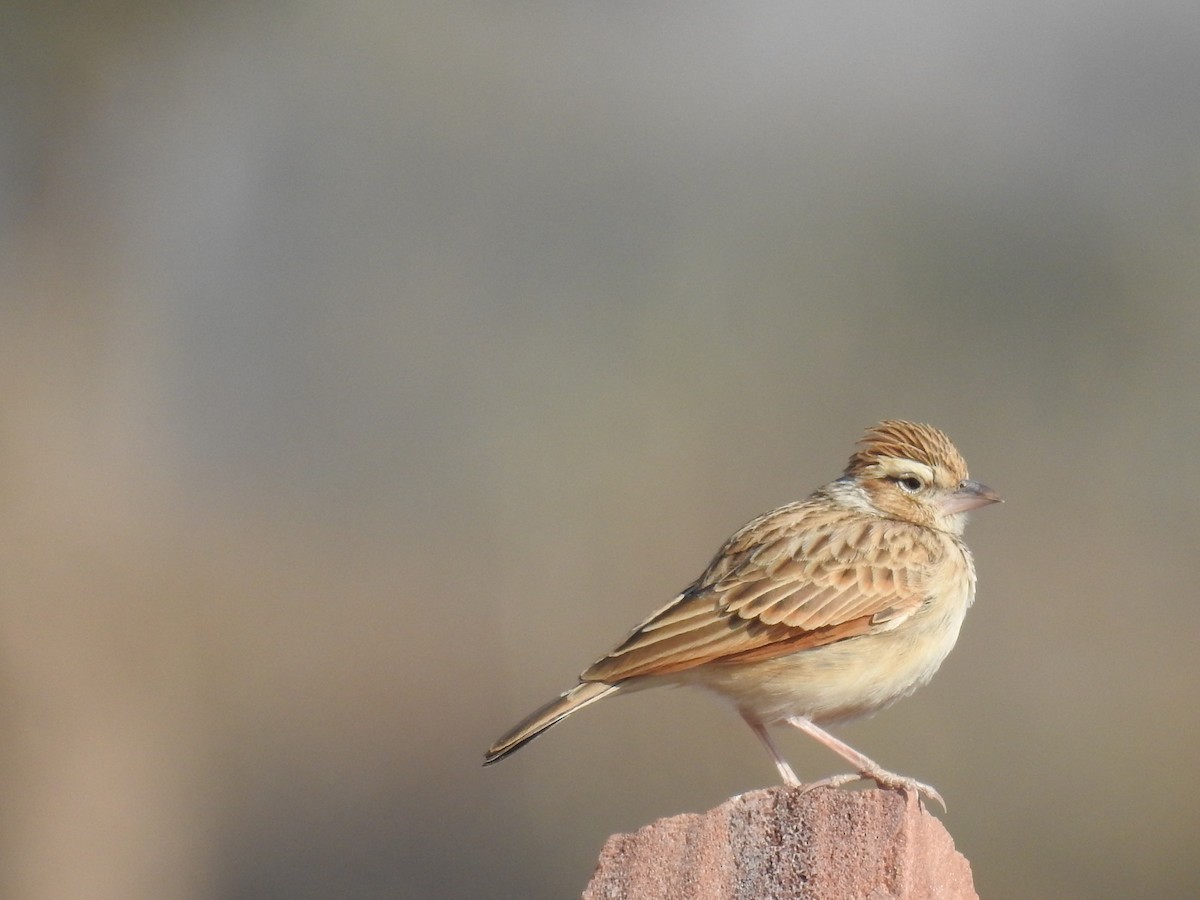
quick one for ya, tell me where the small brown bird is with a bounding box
[484,421,1000,808]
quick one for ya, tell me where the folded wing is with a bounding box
[581,500,942,682]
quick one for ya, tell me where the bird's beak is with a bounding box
[941,480,1003,515]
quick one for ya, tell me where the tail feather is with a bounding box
[484,681,618,765]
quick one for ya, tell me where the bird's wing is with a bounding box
[581,500,944,683]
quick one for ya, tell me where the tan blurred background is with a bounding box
[1,2,1198,898]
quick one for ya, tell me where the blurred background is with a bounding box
[2,2,1198,897]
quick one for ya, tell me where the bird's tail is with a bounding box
[484,681,618,765]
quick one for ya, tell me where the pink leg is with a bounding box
[740,713,800,786]
[785,716,945,811]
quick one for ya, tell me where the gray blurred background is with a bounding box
[2,2,1198,898]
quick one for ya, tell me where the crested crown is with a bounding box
[845,420,968,483]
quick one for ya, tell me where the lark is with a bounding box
[484,421,1000,808]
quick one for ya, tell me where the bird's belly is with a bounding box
[683,602,968,725]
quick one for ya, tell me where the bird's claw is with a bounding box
[796,770,946,812]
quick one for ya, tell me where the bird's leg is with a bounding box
[785,716,945,811]
[740,713,800,787]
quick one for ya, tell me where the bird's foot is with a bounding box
[798,768,945,812]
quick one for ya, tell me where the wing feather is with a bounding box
[582,497,946,684]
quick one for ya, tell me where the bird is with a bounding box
[483,420,1000,808]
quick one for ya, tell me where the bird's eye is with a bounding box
[896,475,924,493]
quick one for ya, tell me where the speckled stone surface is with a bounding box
[582,787,977,900]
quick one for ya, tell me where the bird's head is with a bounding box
[842,420,1001,534]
